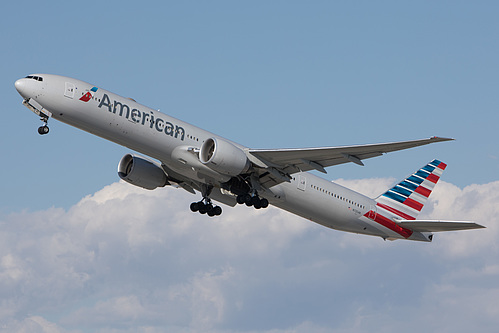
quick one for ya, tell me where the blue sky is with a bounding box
[3,1,498,212]
[1,1,499,332]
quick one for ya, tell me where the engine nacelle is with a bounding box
[117,154,168,190]
[199,137,250,176]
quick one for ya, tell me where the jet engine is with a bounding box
[199,137,250,176]
[118,154,168,190]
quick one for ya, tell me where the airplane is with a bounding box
[14,74,485,242]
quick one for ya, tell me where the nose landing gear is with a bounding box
[21,98,51,135]
[37,116,49,135]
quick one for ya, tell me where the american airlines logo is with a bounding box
[79,87,98,102]
[97,93,185,140]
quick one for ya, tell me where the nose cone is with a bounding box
[15,78,24,93]
[15,78,29,99]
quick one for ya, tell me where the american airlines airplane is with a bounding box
[14,74,484,242]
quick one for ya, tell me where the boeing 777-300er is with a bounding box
[14,74,484,242]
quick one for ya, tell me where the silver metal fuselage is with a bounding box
[15,74,426,241]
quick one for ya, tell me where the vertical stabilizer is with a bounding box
[375,159,447,221]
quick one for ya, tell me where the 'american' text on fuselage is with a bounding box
[98,93,185,140]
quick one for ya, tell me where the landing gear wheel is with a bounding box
[260,198,269,208]
[244,194,253,206]
[199,203,209,214]
[237,192,269,210]
[206,205,222,217]
[251,196,261,206]
[237,195,245,205]
[38,125,49,135]
[213,206,222,216]
[190,202,200,212]
[191,198,222,217]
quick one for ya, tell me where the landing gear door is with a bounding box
[64,82,75,99]
[297,175,306,191]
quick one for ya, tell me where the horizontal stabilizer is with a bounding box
[397,220,485,232]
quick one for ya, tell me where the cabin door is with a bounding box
[297,175,306,191]
[64,82,75,99]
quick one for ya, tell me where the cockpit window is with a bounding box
[25,75,43,82]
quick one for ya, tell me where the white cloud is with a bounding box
[425,181,499,257]
[0,179,498,332]
[0,316,70,333]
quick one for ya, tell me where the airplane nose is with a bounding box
[15,79,28,98]
[15,79,24,92]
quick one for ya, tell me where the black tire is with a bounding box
[236,195,245,205]
[38,126,49,135]
[244,194,253,206]
[260,198,269,208]
[190,202,200,212]
[213,206,222,216]
[199,203,208,214]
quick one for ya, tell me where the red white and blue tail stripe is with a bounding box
[362,160,483,240]
[375,159,447,221]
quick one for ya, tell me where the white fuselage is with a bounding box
[15,74,424,241]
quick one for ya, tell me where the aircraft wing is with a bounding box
[397,220,486,232]
[248,137,453,187]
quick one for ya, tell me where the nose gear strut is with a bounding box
[22,98,51,135]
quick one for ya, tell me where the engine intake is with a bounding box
[199,137,250,176]
[118,154,168,190]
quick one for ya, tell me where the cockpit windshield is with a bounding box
[25,75,43,82]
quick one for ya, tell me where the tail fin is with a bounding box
[375,159,447,220]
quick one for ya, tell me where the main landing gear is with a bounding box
[190,185,222,217]
[38,116,49,135]
[236,193,269,209]
[190,182,269,218]
[190,199,222,217]
[190,194,268,217]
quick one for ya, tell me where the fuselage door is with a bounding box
[297,174,306,191]
[367,205,377,220]
[64,82,75,99]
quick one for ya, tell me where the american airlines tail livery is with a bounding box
[15,74,484,242]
